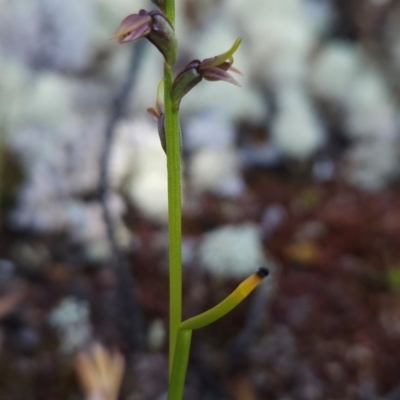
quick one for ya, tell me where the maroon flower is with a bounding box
[198,38,244,86]
[109,12,152,44]
[110,10,177,65]
[171,39,243,106]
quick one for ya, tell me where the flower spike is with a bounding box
[171,38,243,107]
[110,10,177,65]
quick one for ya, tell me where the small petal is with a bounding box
[156,80,164,115]
[119,23,152,43]
[199,38,242,70]
[228,65,245,77]
[147,107,159,119]
[201,68,241,87]
[109,13,152,42]
[214,61,231,72]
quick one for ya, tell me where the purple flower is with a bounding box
[171,39,243,106]
[198,38,244,86]
[109,11,152,43]
[110,10,177,65]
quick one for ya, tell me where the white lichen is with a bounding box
[228,0,316,88]
[0,57,30,128]
[48,297,91,353]
[112,119,170,223]
[189,148,244,197]
[147,319,166,351]
[271,85,325,159]
[37,0,94,71]
[183,109,235,152]
[344,68,396,139]
[14,72,72,129]
[309,41,362,103]
[344,136,398,191]
[199,223,269,278]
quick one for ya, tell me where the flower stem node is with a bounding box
[110,10,177,66]
[171,38,243,107]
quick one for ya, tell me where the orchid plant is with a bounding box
[111,1,268,398]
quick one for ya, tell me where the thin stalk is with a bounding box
[163,0,181,375]
[165,0,175,26]
[164,64,182,375]
[167,329,192,400]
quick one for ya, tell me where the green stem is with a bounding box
[165,0,175,26]
[167,329,192,400]
[164,0,181,376]
[164,64,182,375]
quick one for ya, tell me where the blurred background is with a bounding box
[1,0,400,399]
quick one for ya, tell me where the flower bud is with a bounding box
[147,10,177,66]
[110,10,177,65]
[171,60,202,107]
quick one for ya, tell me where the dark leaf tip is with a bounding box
[257,267,270,278]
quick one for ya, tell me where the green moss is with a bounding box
[387,267,400,290]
